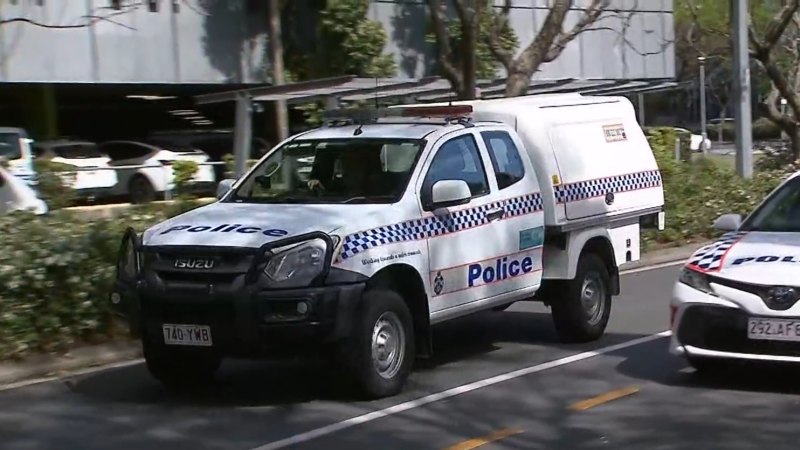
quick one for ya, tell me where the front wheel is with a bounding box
[342,289,415,399]
[551,253,612,343]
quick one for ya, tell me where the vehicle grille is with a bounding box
[678,305,800,357]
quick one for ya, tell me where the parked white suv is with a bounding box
[99,141,216,203]
[33,140,118,200]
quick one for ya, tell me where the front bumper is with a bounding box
[114,279,364,359]
[671,282,800,363]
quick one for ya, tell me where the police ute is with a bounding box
[110,95,665,398]
[671,171,800,371]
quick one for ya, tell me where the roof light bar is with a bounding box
[321,105,473,125]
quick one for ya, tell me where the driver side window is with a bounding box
[421,134,489,207]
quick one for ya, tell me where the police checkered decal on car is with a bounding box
[554,170,662,204]
[339,192,544,260]
[687,231,749,271]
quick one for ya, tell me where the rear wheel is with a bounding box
[551,253,612,343]
[143,339,221,389]
[129,175,156,204]
[342,289,415,399]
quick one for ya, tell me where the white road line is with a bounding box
[249,330,672,450]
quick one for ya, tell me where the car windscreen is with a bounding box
[53,145,103,159]
[0,133,22,160]
[741,176,800,232]
[227,138,424,205]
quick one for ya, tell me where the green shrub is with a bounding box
[643,127,789,250]
[32,159,76,210]
[0,200,207,360]
[707,117,783,142]
[171,159,198,198]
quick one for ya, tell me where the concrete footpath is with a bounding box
[0,241,706,388]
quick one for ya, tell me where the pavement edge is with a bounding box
[0,242,703,389]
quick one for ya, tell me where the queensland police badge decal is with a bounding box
[433,272,444,295]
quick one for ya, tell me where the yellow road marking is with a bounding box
[569,385,640,411]
[444,428,524,450]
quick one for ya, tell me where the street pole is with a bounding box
[731,0,753,178]
[698,56,708,155]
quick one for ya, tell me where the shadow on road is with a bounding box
[615,338,800,396]
[70,308,647,409]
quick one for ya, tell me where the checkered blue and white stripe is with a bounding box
[554,170,662,204]
[687,232,748,271]
[339,192,544,260]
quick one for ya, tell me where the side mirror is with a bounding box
[430,179,471,209]
[217,178,236,199]
[714,213,742,231]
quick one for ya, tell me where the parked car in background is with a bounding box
[98,140,216,203]
[32,139,118,200]
[0,127,37,186]
[0,165,47,216]
[674,127,712,152]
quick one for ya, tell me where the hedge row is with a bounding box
[0,129,796,360]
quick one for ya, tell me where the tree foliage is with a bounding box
[285,0,395,81]
[425,0,518,99]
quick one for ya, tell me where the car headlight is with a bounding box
[678,265,715,295]
[264,236,339,288]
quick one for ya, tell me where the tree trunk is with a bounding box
[460,13,477,100]
[268,0,289,143]
[505,69,531,97]
[792,127,800,162]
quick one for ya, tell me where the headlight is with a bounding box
[678,265,715,295]
[264,236,338,287]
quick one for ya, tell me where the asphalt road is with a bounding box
[4,263,800,450]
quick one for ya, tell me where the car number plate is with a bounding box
[162,323,213,347]
[747,318,800,342]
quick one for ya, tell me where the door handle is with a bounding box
[486,207,505,221]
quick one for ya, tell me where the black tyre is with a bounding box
[129,175,156,204]
[343,289,415,399]
[551,253,612,343]
[143,339,221,388]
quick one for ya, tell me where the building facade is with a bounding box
[0,0,674,84]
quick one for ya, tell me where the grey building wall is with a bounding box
[0,0,269,83]
[0,0,674,84]
[373,0,675,80]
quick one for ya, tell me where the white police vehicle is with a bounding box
[111,95,665,398]
[671,171,800,371]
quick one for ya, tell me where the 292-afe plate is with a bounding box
[747,317,800,342]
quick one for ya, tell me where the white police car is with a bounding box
[670,171,800,371]
[111,96,665,398]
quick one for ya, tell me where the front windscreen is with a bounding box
[0,134,22,160]
[741,176,800,232]
[227,138,424,204]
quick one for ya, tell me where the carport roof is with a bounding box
[193,75,678,106]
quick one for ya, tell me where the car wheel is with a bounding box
[129,175,156,204]
[551,253,612,343]
[143,338,221,389]
[342,289,415,399]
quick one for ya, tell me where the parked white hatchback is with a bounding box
[99,141,216,203]
[671,171,800,371]
[33,140,118,199]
